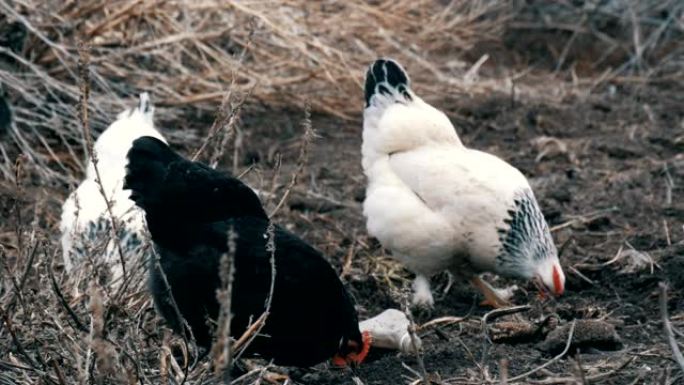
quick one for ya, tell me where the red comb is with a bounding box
[331,331,373,367]
[552,266,564,296]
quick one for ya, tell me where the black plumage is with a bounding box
[364,59,412,107]
[0,94,11,136]
[124,136,367,367]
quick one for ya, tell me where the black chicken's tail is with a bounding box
[124,136,179,210]
[364,58,413,108]
[0,94,12,135]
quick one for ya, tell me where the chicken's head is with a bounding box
[331,330,372,367]
[532,256,565,297]
[496,189,566,298]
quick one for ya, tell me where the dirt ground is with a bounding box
[2,79,683,385]
[2,74,684,385]
[202,77,683,384]
[1,2,684,384]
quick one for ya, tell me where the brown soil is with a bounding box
[1,5,684,382]
[2,78,683,384]
[181,78,683,384]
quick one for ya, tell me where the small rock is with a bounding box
[538,320,622,355]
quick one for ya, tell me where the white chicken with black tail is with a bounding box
[59,93,166,286]
[361,59,565,308]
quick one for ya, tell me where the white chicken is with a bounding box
[361,59,565,308]
[59,93,166,286]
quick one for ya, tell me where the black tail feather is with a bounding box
[0,95,11,135]
[124,136,179,210]
[364,58,412,107]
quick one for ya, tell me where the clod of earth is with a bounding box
[490,321,542,344]
[489,314,558,344]
[538,319,622,355]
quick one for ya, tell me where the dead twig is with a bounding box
[572,350,587,385]
[48,250,88,333]
[269,104,313,218]
[233,221,277,361]
[401,297,428,384]
[527,357,635,384]
[0,245,27,318]
[499,359,508,385]
[482,305,531,343]
[13,154,26,253]
[660,282,684,375]
[212,226,237,383]
[550,207,619,232]
[148,243,198,375]
[482,305,531,325]
[0,307,41,372]
[340,233,357,279]
[420,316,467,331]
[76,42,128,285]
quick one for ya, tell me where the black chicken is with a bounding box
[124,136,370,367]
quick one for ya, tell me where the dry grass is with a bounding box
[0,0,509,184]
[1,0,683,384]
[0,0,682,182]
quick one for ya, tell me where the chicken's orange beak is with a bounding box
[331,331,372,367]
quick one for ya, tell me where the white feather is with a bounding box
[364,145,532,274]
[60,93,165,282]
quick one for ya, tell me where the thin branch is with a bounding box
[572,350,587,385]
[233,221,277,361]
[660,282,684,375]
[527,357,634,384]
[0,307,40,371]
[499,359,508,385]
[269,104,313,218]
[148,242,198,375]
[192,30,255,165]
[76,42,128,284]
[0,245,27,318]
[482,305,531,325]
[482,305,531,343]
[406,311,428,384]
[48,250,88,333]
[505,320,577,383]
[0,307,58,384]
[13,154,26,254]
[212,226,237,383]
[401,294,428,384]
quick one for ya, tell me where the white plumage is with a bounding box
[59,93,166,284]
[362,59,565,307]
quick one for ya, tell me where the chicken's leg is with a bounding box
[442,272,455,297]
[412,274,434,307]
[470,276,515,308]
